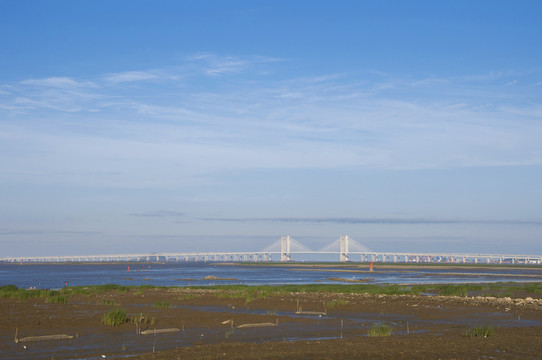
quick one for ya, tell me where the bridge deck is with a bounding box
[2,251,541,264]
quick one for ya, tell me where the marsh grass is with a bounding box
[203,282,536,298]
[213,288,272,304]
[100,299,118,306]
[368,323,392,337]
[225,328,235,339]
[438,285,468,297]
[411,284,487,297]
[46,295,68,304]
[200,284,420,296]
[215,290,247,299]
[488,283,506,291]
[0,285,61,300]
[59,284,130,296]
[3,280,540,305]
[324,298,350,309]
[153,301,170,309]
[101,309,127,326]
[131,313,156,326]
[520,283,542,293]
[178,294,198,301]
[464,325,496,337]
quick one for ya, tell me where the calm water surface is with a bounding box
[2,263,542,289]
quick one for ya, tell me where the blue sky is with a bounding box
[1,1,541,257]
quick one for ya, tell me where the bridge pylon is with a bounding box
[281,235,291,262]
[339,235,349,262]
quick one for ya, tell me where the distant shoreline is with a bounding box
[217,261,542,270]
[2,261,542,270]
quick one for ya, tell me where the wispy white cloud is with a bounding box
[186,53,281,76]
[1,55,541,191]
[129,210,185,217]
[200,216,542,226]
[104,71,159,84]
[20,76,96,88]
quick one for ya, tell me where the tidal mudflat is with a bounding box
[1,281,542,359]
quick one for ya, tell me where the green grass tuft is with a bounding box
[464,324,496,337]
[100,299,118,306]
[153,301,170,308]
[101,308,127,326]
[368,323,392,337]
[46,295,69,304]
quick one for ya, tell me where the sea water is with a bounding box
[1,262,541,289]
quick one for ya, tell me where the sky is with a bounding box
[1,1,541,258]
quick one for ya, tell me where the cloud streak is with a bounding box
[0,229,101,236]
[199,217,542,226]
[20,77,96,88]
[129,211,185,218]
[104,71,159,84]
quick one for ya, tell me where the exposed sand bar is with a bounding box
[327,277,372,283]
[291,268,542,278]
[290,268,417,274]
[225,263,542,271]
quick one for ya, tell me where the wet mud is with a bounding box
[1,287,542,359]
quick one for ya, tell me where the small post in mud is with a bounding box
[340,319,343,339]
[407,321,409,335]
[14,328,18,343]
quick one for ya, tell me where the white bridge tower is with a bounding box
[281,235,291,262]
[339,235,349,262]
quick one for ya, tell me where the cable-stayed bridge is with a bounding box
[2,235,541,264]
